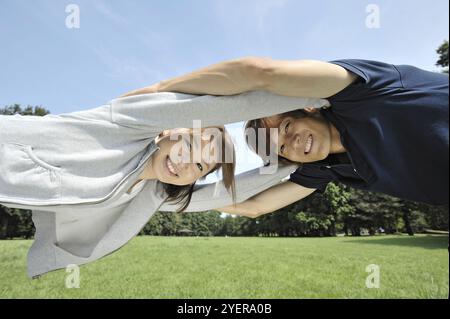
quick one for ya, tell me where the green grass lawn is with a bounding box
[0,235,448,298]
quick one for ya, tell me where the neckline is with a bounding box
[126,179,146,195]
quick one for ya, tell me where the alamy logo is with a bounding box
[366,4,381,29]
[65,264,80,288]
[65,4,80,29]
[365,264,380,288]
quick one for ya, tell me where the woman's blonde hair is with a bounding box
[159,126,236,212]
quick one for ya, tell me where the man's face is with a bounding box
[267,111,332,163]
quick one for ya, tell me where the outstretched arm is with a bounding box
[158,165,300,213]
[219,181,316,218]
[119,56,357,98]
[120,56,265,97]
[262,59,358,98]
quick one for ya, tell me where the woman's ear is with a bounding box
[159,129,170,137]
[156,129,171,143]
[304,107,319,113]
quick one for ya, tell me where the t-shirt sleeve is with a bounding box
[289,163,332,194]
[326,59,404,102]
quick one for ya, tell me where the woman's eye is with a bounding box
[184,140,192,153]
[285,122,290,134]
[196,163,203,172]
[280,145,285,154]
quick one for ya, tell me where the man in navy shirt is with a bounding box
[124,57,448,217]
[234,59,448,216]
[291,59,449,205]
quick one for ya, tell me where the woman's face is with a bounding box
[267,111,332,163]
[152,129,220,185]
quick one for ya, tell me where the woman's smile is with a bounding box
[165,155,179,177]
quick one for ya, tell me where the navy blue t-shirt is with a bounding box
[289,59,449,205]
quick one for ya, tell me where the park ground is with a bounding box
[0,235,448,298]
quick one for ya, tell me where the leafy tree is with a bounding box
[140,211,179,236]
[436,40,449,73]
[178,211,223,236]
[218,215,237,236]
[323,182,353,236]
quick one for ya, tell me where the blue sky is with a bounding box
[1,0,448,178]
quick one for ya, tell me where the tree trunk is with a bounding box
[0,210,9,239]
[330,220,337,237]
[402,209,414,236]
[343,222,349,236]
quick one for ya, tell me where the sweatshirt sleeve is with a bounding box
[158,164,299,212]
[109,90,330,131]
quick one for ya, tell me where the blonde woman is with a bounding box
[0,56,329,278]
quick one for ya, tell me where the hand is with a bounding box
[119,82,162,98]
[304,106,321,114]
[144,82,163,93]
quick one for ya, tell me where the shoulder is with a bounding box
[327,59,403,87]
[326,59,405,102]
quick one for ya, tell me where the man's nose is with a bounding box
[291,134,302,150]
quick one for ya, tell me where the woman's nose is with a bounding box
[292,134,302,151]
[180,162,198,175]
[178,162,190,171]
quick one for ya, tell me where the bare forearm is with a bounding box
[219,181,316,218]
[262,59,358,98]
[120,56,266,97]
[250,181,315,215]
[219,199,261,218]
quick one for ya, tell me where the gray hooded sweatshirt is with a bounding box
[0,90,329,278]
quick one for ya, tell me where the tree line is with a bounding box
[143,183,448,237]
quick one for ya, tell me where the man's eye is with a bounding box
[285,122,290,134]
[196,163,203,171]
[280,145,285,154]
